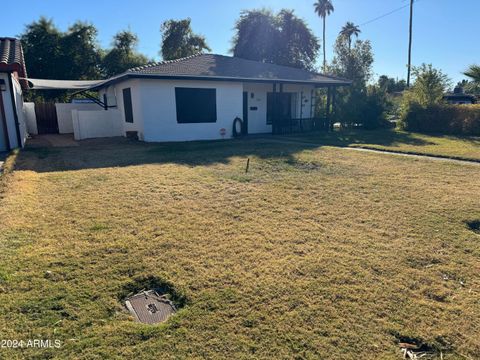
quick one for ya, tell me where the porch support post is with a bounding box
[272,83,277,134]
[331,86,336,130]
[279,83,284,134]
[326,86,332,131]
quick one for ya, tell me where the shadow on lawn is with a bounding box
[13,129,454,173]
[15,136,322,173]
[285,129,437,147]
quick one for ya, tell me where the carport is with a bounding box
[24,78,105,135]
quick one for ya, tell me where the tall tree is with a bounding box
[20,18,103,101]
[378,75,406,93]
[60,21,103,80]
[329,35,373,87]
[231,9,319,70]
[404,64,450,106]
[231,10,278,64]
[275,10,320,69]
[328,33,380,128]
[20,17,62,80]
[21,19,102,80]
[102,30,149,77]
[160,18,211,60]
[313,0,334,72]
[463,65,480,83]
[339,22,361,51]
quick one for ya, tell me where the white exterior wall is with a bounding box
[24,102,37,135]
[140,79,242,142]
[243,83,271,134]
[99,80,144,139]
[0,74,8,151]
[96,79,315,143]
[11,76,27,147]
[55,103,99,133]
[0,73,26,150]
[103,79,243,142]
[72,109,122,140]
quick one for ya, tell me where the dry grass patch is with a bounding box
[283,129,480,161]
[0,138,479,359]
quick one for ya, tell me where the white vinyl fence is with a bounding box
[72,109,122,140]
[55,103,99,133]
[24,102,37,135]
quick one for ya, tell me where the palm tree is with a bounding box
[464,65,480,83]
[313,0,334,73]
[339,22,361,51]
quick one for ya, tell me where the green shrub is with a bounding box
[334,86,391,130]
[399,103,480,135]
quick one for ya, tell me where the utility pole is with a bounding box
[406,0,414,87]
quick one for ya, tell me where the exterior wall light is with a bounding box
[0,79,6,91]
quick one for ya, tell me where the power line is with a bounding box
[359,0,421,27]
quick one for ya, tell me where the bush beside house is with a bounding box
[397,63,480,136]
[400,104,480,135]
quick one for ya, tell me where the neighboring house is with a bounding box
[0,37,28,151]
[79,54,350,142]
[443,87,477,105]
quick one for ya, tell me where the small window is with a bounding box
[175,88,217,123]
[122,88,134,123]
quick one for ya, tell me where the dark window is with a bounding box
[175,88,217,123]
[122,88,134,123]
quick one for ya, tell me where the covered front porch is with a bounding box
[242,81,344,136]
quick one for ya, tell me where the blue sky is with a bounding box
[1,0,477,83]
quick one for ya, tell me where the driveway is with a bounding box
[26,134,79,148]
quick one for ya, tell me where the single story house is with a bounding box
[0,37,28,151]
[71,54,351,142]
[443,87,477,105]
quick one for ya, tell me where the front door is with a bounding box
[276,93,293,121]
[35,102,59,134]
[242,92,249,135]
[267,92,293,125]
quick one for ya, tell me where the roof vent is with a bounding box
[125,290,176,324]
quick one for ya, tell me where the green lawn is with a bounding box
[281,129,480,161]
[0,137,479,359]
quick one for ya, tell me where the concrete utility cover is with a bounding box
[125,290,176,324]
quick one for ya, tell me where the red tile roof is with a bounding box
[0,37,27,80]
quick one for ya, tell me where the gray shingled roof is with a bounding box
[0,38,27,79]
[91,53,350,90]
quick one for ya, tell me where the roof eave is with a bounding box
[89,73,351,91]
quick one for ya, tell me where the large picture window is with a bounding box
[175,88,217,123]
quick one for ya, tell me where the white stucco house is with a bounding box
[0,38,28,151]
[73,53,351,142]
